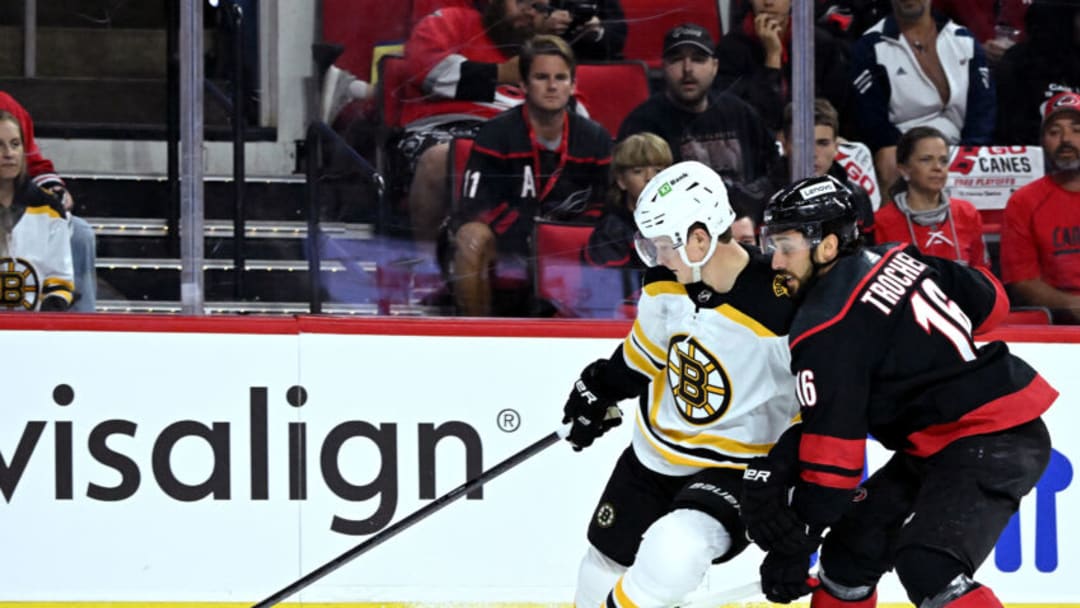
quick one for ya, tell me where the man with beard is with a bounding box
[1001,91,1080,324]
[850,0,995,189]
[742,174,1055,607]
[616,24,778,201]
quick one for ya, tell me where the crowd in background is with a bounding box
[3,0,1078,321]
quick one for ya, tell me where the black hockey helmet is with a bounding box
[761,174,860,253]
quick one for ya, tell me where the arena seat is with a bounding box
[322,0,413,81]
[621,0,723,69]
[533,219,595,317]
[575,61,651,137]
[376,54,409,129]
[1003,306,1053,325]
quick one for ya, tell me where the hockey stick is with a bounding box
[678,581,762,608]
[251,425,571,608]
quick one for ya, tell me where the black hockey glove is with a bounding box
[562,359,623,451]
[741,426,817,554]
[760,549,819,604]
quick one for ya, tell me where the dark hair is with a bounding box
[889,125,948,198]
[519,34,577,82]
[783,98,840,140]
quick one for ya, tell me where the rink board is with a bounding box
[0,316,1075,606]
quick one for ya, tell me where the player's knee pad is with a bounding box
[623,509,731,605]
[917,575,1002,608]
[815,566,877,606]
[894,547,970,605]
[575,545,627,608]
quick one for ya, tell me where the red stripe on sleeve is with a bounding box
[800,433,865,471]
[906,374,1057,457]
[477,201,510,225]
[801,468,861,490]
[973,266,1009,335]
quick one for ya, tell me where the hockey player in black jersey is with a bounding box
[560,161,800,608]
[744,174,1057,608]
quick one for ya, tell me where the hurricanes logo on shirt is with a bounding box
[666,335,732,425]
[0,258,40,310]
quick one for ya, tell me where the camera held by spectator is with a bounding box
[535,0,599,39]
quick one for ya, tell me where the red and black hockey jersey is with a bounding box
[458,105,612,255]
[787,244,1057,526]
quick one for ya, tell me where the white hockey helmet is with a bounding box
[633,160,736,270]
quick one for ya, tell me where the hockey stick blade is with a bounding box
[678,580,763,608]
[251,426,569,608]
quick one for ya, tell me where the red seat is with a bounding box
[377,54,409,128]
[1003,306,1052,325]
[533,219,595,317]
[575,62,651,137]
[322,0,412,81]
[621,0,723,69]
[980,208,1003,235]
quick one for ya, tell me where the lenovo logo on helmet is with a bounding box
[798,181,837,199]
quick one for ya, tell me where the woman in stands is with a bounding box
[874,126,988,267]
[584,132,672,267]
[0,111,74,311]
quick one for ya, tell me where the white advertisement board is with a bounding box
[0,319,1076,606]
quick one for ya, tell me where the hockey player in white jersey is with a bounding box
[561,161,800,608]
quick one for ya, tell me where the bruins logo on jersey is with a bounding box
[0,258,40,310]
[772,274,790,297]
[666,335,732,425]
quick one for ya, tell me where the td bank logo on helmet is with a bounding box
[0,385,485,537]
[798,181,837,200]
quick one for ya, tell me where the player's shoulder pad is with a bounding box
[641,266,680,295]
[747,247,794,299]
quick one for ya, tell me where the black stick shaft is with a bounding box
[251,429,563,608]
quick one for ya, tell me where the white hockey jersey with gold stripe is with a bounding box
[611,252,799,476]
[0,183,74,311]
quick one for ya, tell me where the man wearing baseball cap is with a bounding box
[617,23,778,211]
[1000,90,1080,323]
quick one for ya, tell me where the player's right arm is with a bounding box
[562,267,671,449]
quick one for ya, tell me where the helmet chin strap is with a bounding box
[681,238,720,284]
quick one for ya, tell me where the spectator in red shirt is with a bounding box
[874,125,986,267]
[1001,91,1080,323]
